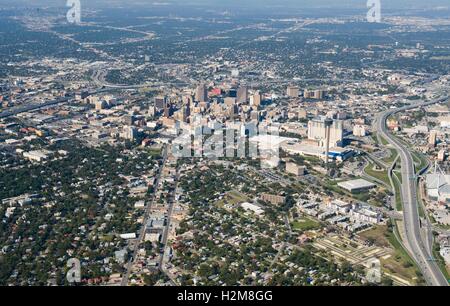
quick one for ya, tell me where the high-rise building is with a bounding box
[154,96,167,111]
[438,149,446,161]
[287,86,299,98]
[237,86,248,103]
[353,125,366,137]
[304,89,327,99]
[123,126,138,141]
[308,117,344,148]
[195,83,208,102]
[429,130,438,147]
[225,97,237,107]
[228,88,238,98]
[250,91,262,107]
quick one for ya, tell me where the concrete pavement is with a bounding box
[375,96,449,286]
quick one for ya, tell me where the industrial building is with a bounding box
[338,179,376,193]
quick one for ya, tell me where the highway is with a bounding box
[0,89,112,119]
[375,96,449,286]
[0,96,70,119]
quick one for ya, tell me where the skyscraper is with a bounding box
[287,86,299,98]
[195,83,208,102]
[308,117,344,148]
[237,86,248,103]
[154,96,167,111]
[250,91,262,107]
[429,130,438,147]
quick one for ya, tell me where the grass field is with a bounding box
[360,225,422,284]
[216,190,250,207]
[412,152,428,174]
[393,173,403,211]
[379,135,389,146]
[383,148,398,165]
[385,223,423,284]
[365,163,391,186]
[292,217,321,231]
[359,225,391,248]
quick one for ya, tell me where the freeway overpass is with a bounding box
[0,89,112,120]
[376,96,449,286]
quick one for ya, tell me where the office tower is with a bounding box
[95,100,107,111]
[124,126,138,141]
[429,130,438,147]
[195,83,208,102]
[164,103,172,118]
[438,149,446,162]
[228,88,237,98]
[225,97,237,107]
[154,96,167,111]
[237,86,248,103]
[125,115,135,126]
[314,89,325,99]
[353,125,366,137]
[287,86,299,98]
[250,110,260,121]
[308,117,344,148]
[305,89,326,99]
[250,91,262,107]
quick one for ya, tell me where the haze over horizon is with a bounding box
[2,0,450,10]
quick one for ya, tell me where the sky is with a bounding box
[2,0,449,11]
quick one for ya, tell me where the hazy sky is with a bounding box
[2,0,450,10]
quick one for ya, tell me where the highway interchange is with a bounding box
[376,95,450,286]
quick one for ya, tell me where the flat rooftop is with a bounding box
[338,179,376,191]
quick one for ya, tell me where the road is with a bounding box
[0,89,112,119]
[120,145,169,286]
[375,96,449,286]
[159,164,179,271]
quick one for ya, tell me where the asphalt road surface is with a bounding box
[376,96,449,286]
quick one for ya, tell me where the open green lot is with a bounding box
[292,217,321,231]
[364,163,391,186]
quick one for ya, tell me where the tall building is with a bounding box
[225,97,237,107]
[250,91,262,107]
[237,86,248,103]
[154,96,167,111]
[304,89,326,99]
[287,86,299,98]
[353,125,366,137]
[195,83,208,102]
[123,126,138,141]
[308,117,344,148]
[429,130,438,147]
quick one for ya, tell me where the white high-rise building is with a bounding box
[353,125,366,137]
[308,117,344,148]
